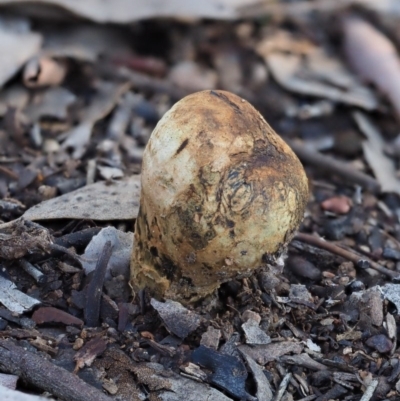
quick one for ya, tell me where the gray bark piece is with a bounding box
[200,326,221,349]
[242,319,271,345]
[0,276,40,314]
[381,284,400,314]
[349,287,383,326]
[238,341,303,365]
[240,348,273,401]
[279,353,328,371]
[151,299,202,339]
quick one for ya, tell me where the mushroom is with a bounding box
[130,90,309,304]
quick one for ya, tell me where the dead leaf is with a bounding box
[0,17,42,87]
[42,25,133,61]
[23,175,141,221]
[343,16,400,120]
[62,81,131,158]
[353,111,400,195]
[264,52,377,109]
[0,0,261,23]
[24,87,76,121]
[0,85,29,116]
[151,299,202,339]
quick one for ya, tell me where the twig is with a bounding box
[359,379,378,401]
[273,373,292,401]
[54,227,102,249]
[286,139,380,193]
[294,232,400,280]
[85,241,113,327]
[0,339,113,401]
[0,165,19,180]
[104,66,189,101]
[19,260,46,284]
[50,243,82,268]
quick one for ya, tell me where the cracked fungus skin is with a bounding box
[130,90,309,303]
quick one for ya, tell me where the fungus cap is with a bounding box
[130,90,309,303]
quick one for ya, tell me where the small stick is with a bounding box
[0,339,113,401]
[50,243,82,268]
[359,379,378,401]
[0,165,19,180]
[85,241,113,327]
[273,373,292,401]
[19,260,46,284]
[294,232,400,280]
[286,139,380,193]
[54,227,102,249]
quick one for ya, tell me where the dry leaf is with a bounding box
[263,52,377,109]
[62,81,131,158]
[353,111,400,195]
[23,175,141,221]
[0,17,42,87]
[343,16,400,120]
[0,0,261,23]
[42,25,132,61]
[0,85,29,116]
[24,87,76,121]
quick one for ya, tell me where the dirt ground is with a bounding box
[1,1,400,401]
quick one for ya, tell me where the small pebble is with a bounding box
[286,255,321,280]
[383,247,400,261]
[346,280,365,294]
[365,334,393,353]
[73,337,84,350]
[321,196,352,214]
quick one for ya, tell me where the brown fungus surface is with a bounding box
[130,90,309,303]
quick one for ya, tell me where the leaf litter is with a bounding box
[0,2,400,401]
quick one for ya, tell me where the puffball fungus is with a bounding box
[130,90,308,303]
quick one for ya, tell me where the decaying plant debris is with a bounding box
[1,1,400,401]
